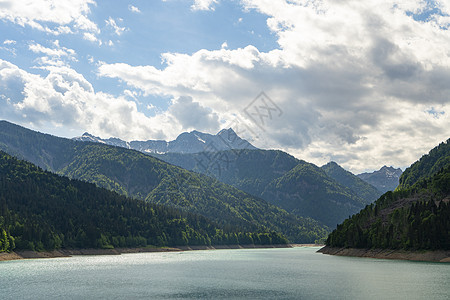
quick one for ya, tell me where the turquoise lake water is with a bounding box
[0,247,449,299]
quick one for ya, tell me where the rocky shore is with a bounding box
[0,244,294,262]
[318,246,450,263]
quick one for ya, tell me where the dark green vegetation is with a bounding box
[156,151,376,227]
[357,166,402,193]
[397,138,450,190]
[327,140,450,250]
[0,151,290,252]
[262,161,367,227]
[0,121,328,244]
[321,162,381,203]
[153,149,300,197]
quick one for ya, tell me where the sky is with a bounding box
[0,0,449,174]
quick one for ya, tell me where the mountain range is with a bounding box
[75,125,387,227]
[73,128,257,154]
[151,150,377,227]
[0,120,327,243]
[1,119,445,253]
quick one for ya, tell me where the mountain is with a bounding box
[357,166,402,193]
[73,128,257,154]
[0,150,288,252]
[261,161,366,227]
[321,162,382,203]
[153,150,373,227]
[397,138,450,189]
[153,149,300,197]
[0,120,328,243]
[326,139,450,251]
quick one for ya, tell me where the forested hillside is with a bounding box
[153,149,300,197]
[321,162,381,203]
[326,139,450,250]
[0,151,291,252]
[0,121,328,244]
[154,150,379,227]
[397,138,450,189]
[262,161,366,227]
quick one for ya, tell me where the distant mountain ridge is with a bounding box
[357,166,402,193]
[0,120,328,243]
[73,128,257,154]
[153,150,380,227]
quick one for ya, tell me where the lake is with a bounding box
[0,247,449,299]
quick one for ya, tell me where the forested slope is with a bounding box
[0,121,328,244]
[326,140,450,250]
[155,150,379,227]
[397,138,450,189]
[0,151,290,252]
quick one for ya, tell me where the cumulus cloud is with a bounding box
[191,0,218,11]
[0,59,185,141]
[96,0,450,172]
[169,96,220,131]
[0,0,99,37]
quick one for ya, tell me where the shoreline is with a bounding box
[0,243,318,262]
[318,246,450,263]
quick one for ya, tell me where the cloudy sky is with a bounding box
[1,0,449,173]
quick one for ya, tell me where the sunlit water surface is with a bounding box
[0,247,449,299]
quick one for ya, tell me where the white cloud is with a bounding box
[97,0,450,173]
[169,96,220,131]
[0,59,182,141]
[105,17,126,36]
[28,41,77,67]
[0,39,17,56]
[0,0,99,37]
[128,5,141,13]
[191,0,218,11]
[83,32,100,44]
[29,42,75,58]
